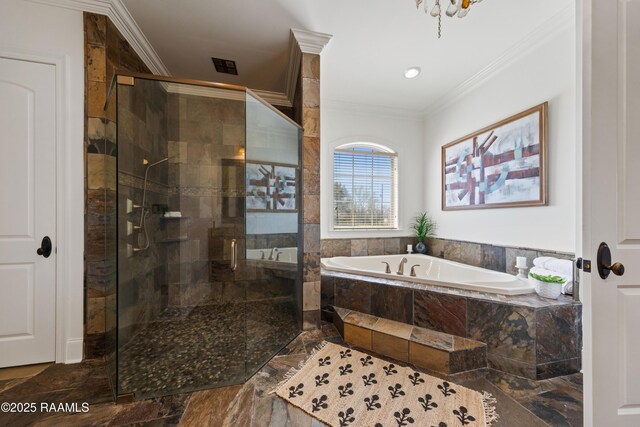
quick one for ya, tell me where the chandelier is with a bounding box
[415,0,483,38]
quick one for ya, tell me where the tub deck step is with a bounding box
[333,306,486,375]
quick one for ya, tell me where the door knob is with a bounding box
[597,242,625,279]
[37,236,52,258]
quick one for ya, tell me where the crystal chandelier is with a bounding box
[415,0,483,38]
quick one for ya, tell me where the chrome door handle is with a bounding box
[230,239,238,272]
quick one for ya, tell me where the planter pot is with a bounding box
[530,277,563,299]
[414,241,427,254]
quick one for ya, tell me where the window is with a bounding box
[333,143,398,229]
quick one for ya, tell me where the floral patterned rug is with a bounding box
[275,342,497,427]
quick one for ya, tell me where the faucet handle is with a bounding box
[381,262,391,274]
[410,265,421,277]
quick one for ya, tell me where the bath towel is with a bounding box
[532,257,573,277]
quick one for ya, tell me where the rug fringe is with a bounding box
[269,341,329,394]
[481,391,499,426]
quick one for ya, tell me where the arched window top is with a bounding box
[335,142,397,155]
[333,142,398,230]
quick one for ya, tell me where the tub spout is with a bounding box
[410,265,420,277]
[397,257,408,275]
[381,262,391,274]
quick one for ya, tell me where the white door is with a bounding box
[0,57,57,367]
[583,0,640,425]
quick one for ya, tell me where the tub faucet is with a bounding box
[276,251,282,261]
[381,262,391,274]
[268,247,279,260]
[260,250,265,260]
[410,265,421,277]
[396,257,408,275]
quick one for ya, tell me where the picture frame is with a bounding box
[246,161,298,212]
[441,102,548,211]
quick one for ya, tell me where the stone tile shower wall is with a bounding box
[300,53,322,329]
[84,12,151,358]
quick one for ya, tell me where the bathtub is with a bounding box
[321,254,535,295]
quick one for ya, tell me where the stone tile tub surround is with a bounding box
[321,236,575,275]
[322,271,581,380]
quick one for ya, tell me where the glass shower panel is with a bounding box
[244,92,302,374]
[116,78,248,399]
[113,74,302,401]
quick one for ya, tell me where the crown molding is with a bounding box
[423,4,575,117]
[290,28,333,55]
[28,0,170,76]
[323,99,426,121]
[252,89,292,107]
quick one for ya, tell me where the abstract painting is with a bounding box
[246,162,297,212]
[441,102,548,210]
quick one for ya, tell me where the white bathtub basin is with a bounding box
[321,254,534,295]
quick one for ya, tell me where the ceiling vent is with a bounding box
[211,57,238,75]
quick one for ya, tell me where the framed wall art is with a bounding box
[441,102,548,210]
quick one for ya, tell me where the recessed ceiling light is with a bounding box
[404,67,421,79]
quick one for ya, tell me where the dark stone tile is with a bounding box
[383,238,400,255]
[320,275,334,309]
[334,278,371,314]
[425,237,445,258]
[302,310,321,330]
[488,354,536,380]
[302,252,320,283]
[536,305,582,364]
[370,283,413,324]
[350,239,367,256]
[367,238,385,256]
[459,242,482,266]
[332,239,351,257]
[536,358,581,380]
[520,385,583,427]
[468,300,536,363]
[482,244,507,272]
[320,239,333,258]
[414,290,467,337]
[444,240,462,262]
[450,345,487,373]
[302,224,320,253]
[485,369,556,400]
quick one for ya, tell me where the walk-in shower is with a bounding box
[105,73,303,400]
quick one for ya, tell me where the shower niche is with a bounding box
[106,73,302,400]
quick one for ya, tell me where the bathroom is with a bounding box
[0,0,637,426]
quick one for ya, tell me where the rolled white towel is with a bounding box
[529,266,573,295]
[532,257,574,277]
[533,256,555,269]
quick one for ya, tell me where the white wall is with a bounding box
[321,103,425,239]
[0,0,85,362]
[423,25,576,252]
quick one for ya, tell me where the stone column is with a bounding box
[291,29,332,329]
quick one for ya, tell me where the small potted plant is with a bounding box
[411,211,437,254]
[528,272,565,299]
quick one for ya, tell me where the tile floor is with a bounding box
[0,322,582,426]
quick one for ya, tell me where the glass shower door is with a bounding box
[112,74,302,401]
[116,77,249,399]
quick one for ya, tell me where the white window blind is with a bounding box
[333,144,398,229]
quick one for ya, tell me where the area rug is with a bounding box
[275,342,497,427]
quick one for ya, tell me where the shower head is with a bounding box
[145,158,168,169]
